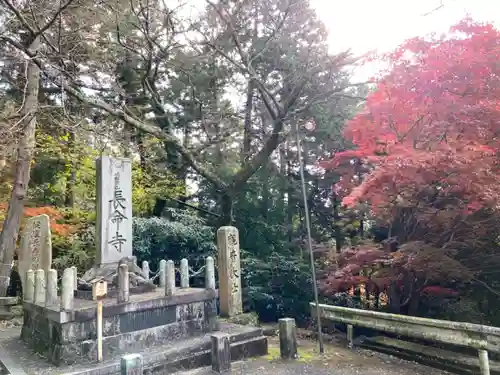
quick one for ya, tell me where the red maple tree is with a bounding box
[323,17,500,216]
[319,18,500,314]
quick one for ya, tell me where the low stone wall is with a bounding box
[22,288,218,366]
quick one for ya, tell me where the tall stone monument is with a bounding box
[80,155,153,292]
[217,226,243,317]
[95,156,133,266]
[18,214,52,293]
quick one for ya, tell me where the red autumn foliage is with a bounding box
[319,242,466,311]
[322,18,500,216]
[0,203,75,236]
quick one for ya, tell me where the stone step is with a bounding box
[61,323,267,375]
[361,335,500,375]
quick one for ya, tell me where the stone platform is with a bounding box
[59,323,267,375]
[21,287,218,366]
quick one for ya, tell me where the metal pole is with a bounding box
[295,122,324,354]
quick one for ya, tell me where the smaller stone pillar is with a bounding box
[165,260,175,296]
[180,258,189,288]
[45,269,58,306]
[217,226,242,317]
[142,260,150,280]
[279,318,298,359]
[211,332,231,373]
[159,259,167,288]
[34,269,46,305]
[120,353,143,374]
[117,264,130,303]
[24,269,34,302]
[71,266,78,291]
[205,256,216,290]
[61,268,74,311]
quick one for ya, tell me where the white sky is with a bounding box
[312,0,500,55]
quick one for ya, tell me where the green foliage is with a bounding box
[132,162,184,216]
[31,130,98,206]
[241,250,314,324]
[133,209,217,269]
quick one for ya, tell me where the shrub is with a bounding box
[133,209,217,272]
[241,251,314,324]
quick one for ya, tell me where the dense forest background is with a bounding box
[1,0,500,327]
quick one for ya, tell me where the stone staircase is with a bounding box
[61,323,267,375]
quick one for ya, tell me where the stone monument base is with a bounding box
[21,288,219,366]
[56,323,267,375]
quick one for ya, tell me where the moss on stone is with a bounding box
[221,312,259,326]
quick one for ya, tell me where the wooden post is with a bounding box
[92,280,108,363]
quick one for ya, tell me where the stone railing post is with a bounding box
[180,258,189,288]
[479,349,490,375]
[71,266,78,291]
[117,264,130,303]
[165,260,175,297]
[142,260,150,280]
[205,256,216,290]
[61,268,74,311]
[34,269,46,305]
[159,259,167,288]
[45,269,58,306]
[217,226,242,317]
[24,269,34,302]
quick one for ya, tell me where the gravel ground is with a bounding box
[0,318,450,375]
[180,358,449,375]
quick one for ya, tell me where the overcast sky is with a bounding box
[311,0,500,55]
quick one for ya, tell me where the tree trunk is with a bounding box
[64,131,76,208]
[0,36,40,296]
[242,79,253,165]
[219,193,234,227]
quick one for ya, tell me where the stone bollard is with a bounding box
[211,332,231,373]
[61,268,74,311]
[45,269,58,306]
[24,269,34,302]
[279,318,298,359]
[34,269,46,305]
[71,266,78,291]
[120,353,143,374]
[142,260,150,280]
[205,256,216,290]
[117,264,130,303]
[180,258,189,288]
[165,260,175,297]
[159,259,167,288]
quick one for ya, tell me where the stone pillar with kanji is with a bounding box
[217,226,243,317]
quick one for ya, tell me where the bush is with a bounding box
[241,251,313,324]
[133,209,217,272]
